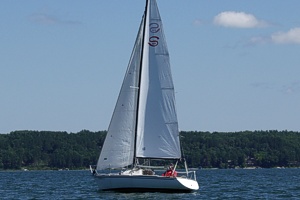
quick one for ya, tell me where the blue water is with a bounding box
[1,168,299,199]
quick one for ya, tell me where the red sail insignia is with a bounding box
[148,36,160,47]
[148,23,160,47]
[149,23,160,33]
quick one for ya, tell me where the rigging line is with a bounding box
[133,0,149,166]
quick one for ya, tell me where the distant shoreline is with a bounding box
[1,130,300,170]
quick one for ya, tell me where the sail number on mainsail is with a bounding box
[148,23,160,47]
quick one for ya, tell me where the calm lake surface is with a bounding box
[1,168,299,199]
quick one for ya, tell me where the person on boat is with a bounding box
[92,166,97,175]
[162,164,177,177]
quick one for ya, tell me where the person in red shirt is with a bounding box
[162,164,177,177]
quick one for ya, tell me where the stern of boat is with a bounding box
[176,177,199,190]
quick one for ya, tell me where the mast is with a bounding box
[133,0,149,166]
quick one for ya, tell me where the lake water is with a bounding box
[1,168,299,199]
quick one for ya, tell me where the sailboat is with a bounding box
[92,0,199,192]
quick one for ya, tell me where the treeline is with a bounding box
[0,130,300,170]
[0,130,106,170]
[182,130,300,168]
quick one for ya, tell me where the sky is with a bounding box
[1,0,300,134]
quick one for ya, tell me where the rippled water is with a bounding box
[1,168,299,199]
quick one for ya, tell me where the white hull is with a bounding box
[94,174,199,192]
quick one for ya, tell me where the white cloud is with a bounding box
[214,11,267,28]
[29,13,81,25]
[249,27,300,45]
[193,19,203,26]
[30,14,58,25]
[251,81,300,94]
[281,81,300,94]
[271,28,300,44]
[248,36,270,45]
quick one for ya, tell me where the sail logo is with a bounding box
[148,23,160,47]
[149,23,160,33]
[149,36,159,47]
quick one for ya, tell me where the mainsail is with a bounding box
[97,0,181,171]
[135,0,181,159]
